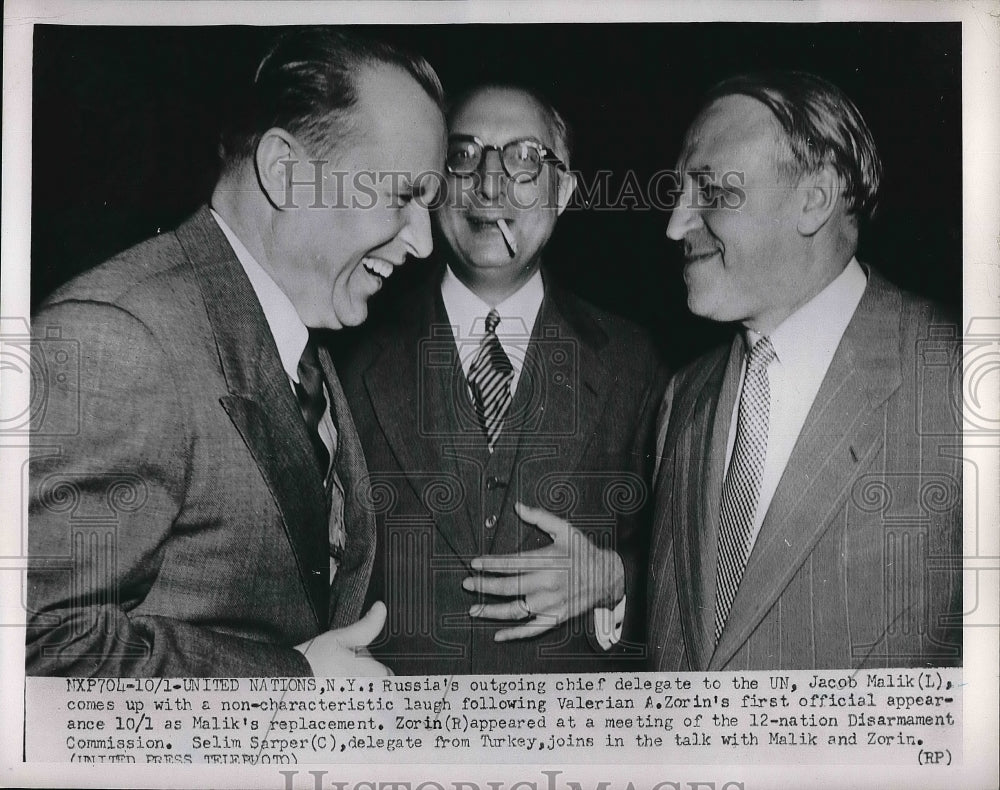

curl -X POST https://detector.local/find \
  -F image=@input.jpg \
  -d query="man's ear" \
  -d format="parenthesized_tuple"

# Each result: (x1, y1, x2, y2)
(797, 164, 841, 236)
(555, 170, 577, 216)
(255, 127, 304, 210)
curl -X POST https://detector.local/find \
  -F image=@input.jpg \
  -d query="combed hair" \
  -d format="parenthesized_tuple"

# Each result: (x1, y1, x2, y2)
(700, 71, 883, 220)
(446, 83, 573, 167)
(220, 27, 444, 168)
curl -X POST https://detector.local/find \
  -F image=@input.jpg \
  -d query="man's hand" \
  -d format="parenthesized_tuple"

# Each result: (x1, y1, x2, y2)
(463, 502, 625, 642)
(295, 601, 392, 676)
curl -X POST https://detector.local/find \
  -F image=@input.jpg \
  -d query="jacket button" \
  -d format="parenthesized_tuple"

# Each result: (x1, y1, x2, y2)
(484, 514, 498, 529)
(485, 476, 506, 490)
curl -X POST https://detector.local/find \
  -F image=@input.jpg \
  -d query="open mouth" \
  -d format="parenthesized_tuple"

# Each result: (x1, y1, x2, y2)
(362, 257, 395, 282)
(684, 250, 720, 264)
(467, 216, 512, 229)
(466, 216, 517, 257)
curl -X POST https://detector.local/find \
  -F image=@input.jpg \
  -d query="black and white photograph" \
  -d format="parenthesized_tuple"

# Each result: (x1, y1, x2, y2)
(2, 1, 997, 789)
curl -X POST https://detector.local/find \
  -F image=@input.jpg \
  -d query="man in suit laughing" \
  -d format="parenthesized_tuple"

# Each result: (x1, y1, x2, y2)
(342, 84, 665, 674)
(649, 71, 962, 670)
(26, 28, 446, 677)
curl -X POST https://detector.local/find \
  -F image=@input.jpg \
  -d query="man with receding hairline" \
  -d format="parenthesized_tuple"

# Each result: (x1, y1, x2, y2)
(649, 71, 962, 671)
(27, 28, 446, 677)
(343, 83, 665, 674)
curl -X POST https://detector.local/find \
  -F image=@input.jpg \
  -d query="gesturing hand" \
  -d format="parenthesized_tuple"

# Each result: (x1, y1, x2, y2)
(463, 502, 625, 642)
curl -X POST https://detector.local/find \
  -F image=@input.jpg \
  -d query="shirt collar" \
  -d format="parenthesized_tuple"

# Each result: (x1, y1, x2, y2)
(747, 257, 867, 369)
(440, 266, 545, 339)
(210, 209, 309, 382)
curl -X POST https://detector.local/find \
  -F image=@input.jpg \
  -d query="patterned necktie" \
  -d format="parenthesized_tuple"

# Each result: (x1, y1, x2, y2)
(294, 331, 330, 476)
(467, 309, 514, 451)
(714, 335, 777, 642)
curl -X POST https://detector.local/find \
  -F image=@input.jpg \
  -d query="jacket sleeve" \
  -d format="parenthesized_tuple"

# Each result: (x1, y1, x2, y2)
(26, 300, 312, 677)
(601, 347, 671, 660)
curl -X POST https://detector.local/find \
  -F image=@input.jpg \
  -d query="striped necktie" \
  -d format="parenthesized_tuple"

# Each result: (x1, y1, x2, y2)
(294, 334, 347, 578)
(467, 309, 513, 451)
(295, 331, 330, 476)
(714, 335, 777, 642)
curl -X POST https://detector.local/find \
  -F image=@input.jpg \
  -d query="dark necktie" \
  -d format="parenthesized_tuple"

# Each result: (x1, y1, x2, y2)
(714, 335, 777, 642)
(467, 309, 514, 451)
(295, 331, 330, 476)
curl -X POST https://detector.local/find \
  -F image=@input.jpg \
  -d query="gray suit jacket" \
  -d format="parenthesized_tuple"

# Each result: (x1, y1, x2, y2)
(648, 268, 962, 670)
(341, 272, 666, 674)
(27, 207, 375, 677)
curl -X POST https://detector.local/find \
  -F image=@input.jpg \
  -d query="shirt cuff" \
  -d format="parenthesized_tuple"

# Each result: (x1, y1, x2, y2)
(593, 595, 626, 650)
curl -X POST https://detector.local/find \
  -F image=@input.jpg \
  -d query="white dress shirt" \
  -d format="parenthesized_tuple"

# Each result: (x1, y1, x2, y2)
(440, 266, 544, 399)
(210, 209, 336, 468)
(440, 266, 624, 647)
(726, 257, 868, 550)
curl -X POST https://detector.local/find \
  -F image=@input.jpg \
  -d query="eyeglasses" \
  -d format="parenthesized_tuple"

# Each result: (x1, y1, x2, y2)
(446, 135, 567, 183)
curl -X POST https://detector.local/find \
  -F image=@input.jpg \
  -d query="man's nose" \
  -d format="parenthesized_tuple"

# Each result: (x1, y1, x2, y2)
(475, 148, 505, 201)
(400, 200, 434, 259)
(666, 184, 703, 241)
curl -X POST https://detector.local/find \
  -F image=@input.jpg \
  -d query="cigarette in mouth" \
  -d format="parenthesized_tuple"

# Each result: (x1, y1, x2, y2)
(496, 219, 517, 257)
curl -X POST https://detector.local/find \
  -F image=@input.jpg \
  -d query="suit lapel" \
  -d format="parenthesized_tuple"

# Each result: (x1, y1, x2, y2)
(710, 272, 903, 669)
(362, 283, 481, 558)
(670, 338, 741, 670)
(174, 207, 329, 628)
(319, 349, 376, 627)
(488, 284, 615, 556)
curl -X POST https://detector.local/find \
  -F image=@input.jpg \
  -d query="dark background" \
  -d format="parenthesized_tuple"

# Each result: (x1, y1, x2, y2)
(31, 23, 961, 368)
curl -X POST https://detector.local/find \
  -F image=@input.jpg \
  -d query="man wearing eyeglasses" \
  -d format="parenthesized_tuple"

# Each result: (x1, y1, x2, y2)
(342, 84, 665, 674)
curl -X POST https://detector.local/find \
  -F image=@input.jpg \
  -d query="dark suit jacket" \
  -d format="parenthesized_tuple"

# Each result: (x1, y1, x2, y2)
(340, 270, 666, 674)
(648, 268, 962, 670)
(26, 207, 375, 677)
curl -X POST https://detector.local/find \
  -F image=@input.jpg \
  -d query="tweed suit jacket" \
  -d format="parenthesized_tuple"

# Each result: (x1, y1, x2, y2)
(648, 268, 962, 670)
(26, 207, 375, 677)
(340, 270, 666, 674)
